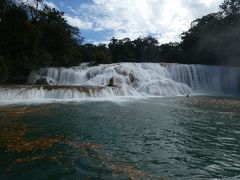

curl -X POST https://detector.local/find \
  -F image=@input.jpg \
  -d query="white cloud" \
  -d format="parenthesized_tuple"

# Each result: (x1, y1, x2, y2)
(42, 2, 93, 30)
(72, 0, 222, 43)
(23, 0, 222, 43)
(21, 0, 223, 43)
(65, 15, 93, 30)
(68, 6, 78, 14)
(21, 0, 93, 30)
(45, 1, 59, 9)
(21, 0, 58, 10)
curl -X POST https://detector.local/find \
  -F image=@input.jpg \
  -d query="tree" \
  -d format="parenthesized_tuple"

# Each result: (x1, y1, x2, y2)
(0, 0, 84, 83)
(34, 0, 43, 11)
(108, 36, 161, 62)
(94, 44, 112, 64)
(220, 0, 240, 16)
(141, 36, 160, 61)
(160, 43, 183, 63)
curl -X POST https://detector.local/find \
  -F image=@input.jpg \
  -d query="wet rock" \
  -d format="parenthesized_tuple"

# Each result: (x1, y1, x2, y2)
(128, 73, 139, 87)
(107, 78, 120, 87)
(108, 78, 115, 87)
(35, 78, 54, 85)
(36, 78, 49, 85)
(129, 73, 135, 83)
(86, 73, 91, 80)
(49, 80, 54, 85)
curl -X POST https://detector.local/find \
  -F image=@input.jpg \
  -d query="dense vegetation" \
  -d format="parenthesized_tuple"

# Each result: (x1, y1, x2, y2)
(181, 0, 240, 65)
(0, 0, 83, 83)
(0, 0, 240, 83)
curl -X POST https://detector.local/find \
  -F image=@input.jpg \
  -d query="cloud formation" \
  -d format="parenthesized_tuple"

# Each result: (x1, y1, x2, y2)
(65, 15, 93, 30)
(51, 0, 223, 43)
(45, 1, 58, 9)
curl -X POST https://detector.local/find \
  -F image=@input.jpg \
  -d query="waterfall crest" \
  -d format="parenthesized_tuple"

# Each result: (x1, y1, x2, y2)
(0, 63, 239, 102)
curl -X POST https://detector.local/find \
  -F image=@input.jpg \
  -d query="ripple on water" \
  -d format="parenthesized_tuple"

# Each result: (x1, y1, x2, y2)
(0, 96, 240, 179)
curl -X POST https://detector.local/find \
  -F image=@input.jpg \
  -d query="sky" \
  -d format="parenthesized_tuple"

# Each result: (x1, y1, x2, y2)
(43, 0, 223, 44)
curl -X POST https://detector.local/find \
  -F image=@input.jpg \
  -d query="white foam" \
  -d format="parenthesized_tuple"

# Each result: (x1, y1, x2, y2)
(0, 63, 239, 105)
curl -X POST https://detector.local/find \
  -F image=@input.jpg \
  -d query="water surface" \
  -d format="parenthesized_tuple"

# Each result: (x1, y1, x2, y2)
(0, 96, 240, 179)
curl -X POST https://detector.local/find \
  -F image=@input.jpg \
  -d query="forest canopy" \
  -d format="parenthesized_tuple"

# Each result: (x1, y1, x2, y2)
(0, 0, 240, 83)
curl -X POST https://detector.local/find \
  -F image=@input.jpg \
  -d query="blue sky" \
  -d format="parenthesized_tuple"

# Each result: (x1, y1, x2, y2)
(43, 0, 223, 44)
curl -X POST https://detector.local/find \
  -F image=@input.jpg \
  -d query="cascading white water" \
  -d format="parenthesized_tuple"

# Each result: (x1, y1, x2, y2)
(0, 63, 239, 102)
(164, 64, 240, 93)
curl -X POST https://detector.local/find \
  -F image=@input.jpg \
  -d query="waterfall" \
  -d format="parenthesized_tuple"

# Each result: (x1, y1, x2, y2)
(164, 64, 240, 93)
(0, 63, 239, 102)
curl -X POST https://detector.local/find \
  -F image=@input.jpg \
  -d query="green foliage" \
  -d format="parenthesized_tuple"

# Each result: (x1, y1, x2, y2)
(94, 44, 112, 64)
(220, 0, 240, 16)
(0, 0, 83, 83)
(81, 43, 112, 64)
(159, 43, 183, 63)
(181, 0, 240, 66)
(108, 36, 161, 62)
(0, 56, 8, 83)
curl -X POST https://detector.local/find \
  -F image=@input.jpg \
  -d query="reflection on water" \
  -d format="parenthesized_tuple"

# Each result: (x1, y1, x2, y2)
(0, 96, 240, 179)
